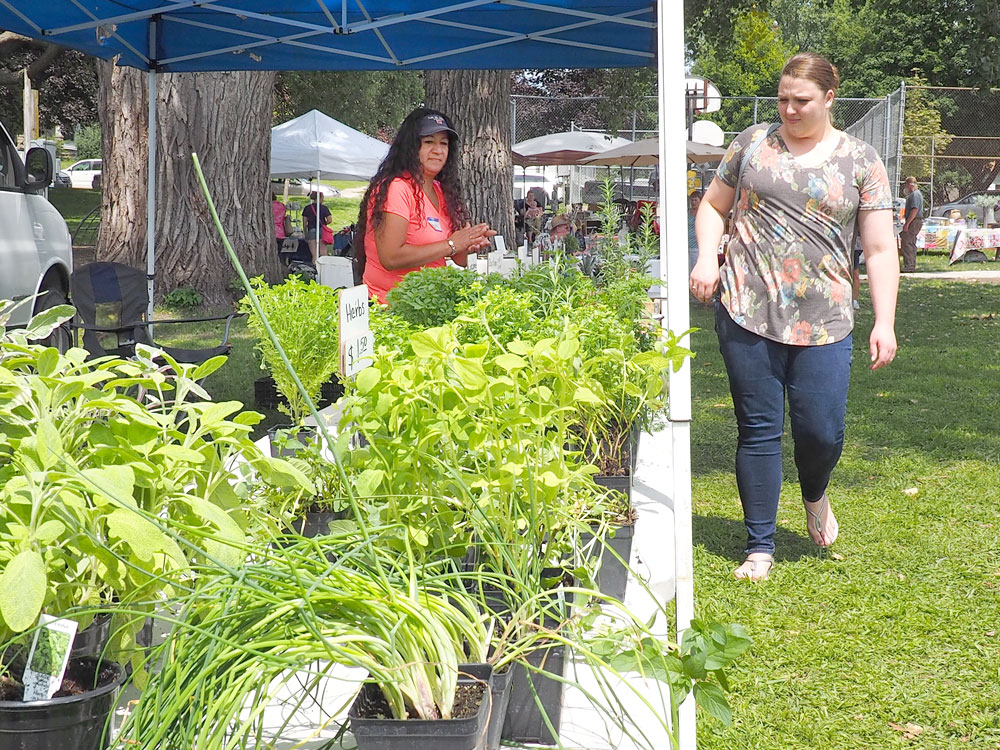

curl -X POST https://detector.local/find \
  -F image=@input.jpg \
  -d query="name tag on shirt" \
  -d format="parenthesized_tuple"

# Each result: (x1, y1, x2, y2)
(427, 216, 443, 232)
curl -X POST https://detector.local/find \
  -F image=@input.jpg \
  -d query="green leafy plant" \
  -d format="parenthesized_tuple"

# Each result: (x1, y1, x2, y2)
(454, 286, 537, 347)
(239, 275, 341, 425)
(162, 285, 204, 310)
(0, 308, 310, 675)
(385, 265, 480, 328)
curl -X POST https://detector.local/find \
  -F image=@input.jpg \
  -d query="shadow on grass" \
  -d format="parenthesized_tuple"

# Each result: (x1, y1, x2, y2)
(693, 513, 821, 564)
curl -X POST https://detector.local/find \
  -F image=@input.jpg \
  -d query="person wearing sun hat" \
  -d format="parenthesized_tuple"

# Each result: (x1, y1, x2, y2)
(355, 107, 496, 301)
(534, 213, 573, 258)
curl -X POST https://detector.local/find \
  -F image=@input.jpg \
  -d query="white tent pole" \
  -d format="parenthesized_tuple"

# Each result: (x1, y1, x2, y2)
(657, 0, 695, 747)
(146, 65, 157, 330)
(314, 170, 320, 255)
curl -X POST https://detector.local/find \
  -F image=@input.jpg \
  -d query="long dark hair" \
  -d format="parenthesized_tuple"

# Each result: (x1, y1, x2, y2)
(355, 107, 468, 252)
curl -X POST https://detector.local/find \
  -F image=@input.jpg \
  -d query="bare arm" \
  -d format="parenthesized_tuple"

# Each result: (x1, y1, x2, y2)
(858, 208, 899, 370)
(374, 212, 494, 271)
(689, 175, 736, 302)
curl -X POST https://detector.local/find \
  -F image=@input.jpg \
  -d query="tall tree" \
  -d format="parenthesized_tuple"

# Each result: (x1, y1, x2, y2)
(97, 63, 281, 306)
(424, 70, 514, 250)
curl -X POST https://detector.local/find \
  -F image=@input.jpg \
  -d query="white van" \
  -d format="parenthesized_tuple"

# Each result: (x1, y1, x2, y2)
(0, 120, 73, 347)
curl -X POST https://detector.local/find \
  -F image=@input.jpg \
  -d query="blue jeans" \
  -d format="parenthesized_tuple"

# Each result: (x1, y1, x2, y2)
(715, 305, 853, 556)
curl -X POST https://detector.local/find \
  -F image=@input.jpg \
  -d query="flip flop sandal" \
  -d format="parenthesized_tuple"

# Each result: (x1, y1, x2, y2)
(804, 494, 839, 547)
(733, 553, 774, 581)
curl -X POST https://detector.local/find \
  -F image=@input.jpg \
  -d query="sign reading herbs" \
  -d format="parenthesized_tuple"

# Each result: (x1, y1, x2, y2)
(339, 284, 373, 378)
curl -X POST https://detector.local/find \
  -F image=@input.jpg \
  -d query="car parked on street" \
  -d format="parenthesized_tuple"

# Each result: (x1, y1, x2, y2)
(0, 119, 73, 349)
(931, 189, 1000, 222)
(51, 169, 72, 188)
(64, 158, 103, 189)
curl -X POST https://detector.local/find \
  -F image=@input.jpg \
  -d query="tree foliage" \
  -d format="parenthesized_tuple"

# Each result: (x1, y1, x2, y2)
(75, 123, 101, 159)
(900, 75, 954, 184)
(0, 35, 97, 135)
(690, 10, 796, 134)
(273, 71, 423, 138)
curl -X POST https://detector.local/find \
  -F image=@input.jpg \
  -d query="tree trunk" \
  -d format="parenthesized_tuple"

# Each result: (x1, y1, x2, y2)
(97, 64, 281, 307)
(424, 70, 514, 250)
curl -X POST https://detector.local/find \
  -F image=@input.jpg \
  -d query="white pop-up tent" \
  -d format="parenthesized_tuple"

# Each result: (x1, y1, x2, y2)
(270, 110, 389, 247)
(270, 109, 389, 181)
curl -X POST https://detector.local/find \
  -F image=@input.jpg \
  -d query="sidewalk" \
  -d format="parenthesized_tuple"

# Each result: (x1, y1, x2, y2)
(862, 268, 1000, 283)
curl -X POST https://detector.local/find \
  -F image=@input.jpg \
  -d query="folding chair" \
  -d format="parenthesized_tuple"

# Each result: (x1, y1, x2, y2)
(70, 261, 240, 365)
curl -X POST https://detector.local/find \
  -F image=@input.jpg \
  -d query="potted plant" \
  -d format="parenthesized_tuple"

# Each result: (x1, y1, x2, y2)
(115, 534, 496, 750)
(0, 307, 310, 749)
(239, 275, 343, 432)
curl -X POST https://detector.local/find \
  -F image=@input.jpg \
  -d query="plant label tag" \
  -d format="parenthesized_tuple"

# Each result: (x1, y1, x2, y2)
(338, 284, 370, 338)
(475, 256, 489, 276)
(532, 243, 540, 266)
(493, 235, 507, 255)
(519, 239, 528, 264)
(340, 328, 373, 378)
(22, 615, 77, 702)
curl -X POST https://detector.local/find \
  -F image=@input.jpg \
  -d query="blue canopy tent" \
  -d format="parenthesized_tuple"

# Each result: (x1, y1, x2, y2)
(0, 2, 695, 744)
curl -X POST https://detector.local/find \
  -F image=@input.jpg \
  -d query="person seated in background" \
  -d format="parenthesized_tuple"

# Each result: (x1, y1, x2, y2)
(534, 213, 572, 258)
(523, 190, 544, 246)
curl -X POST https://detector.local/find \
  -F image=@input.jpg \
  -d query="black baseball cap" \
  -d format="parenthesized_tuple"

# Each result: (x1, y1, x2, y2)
(418, 114, 458, 138)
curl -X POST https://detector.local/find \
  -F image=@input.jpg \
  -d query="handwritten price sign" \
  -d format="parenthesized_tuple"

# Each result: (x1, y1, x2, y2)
(338, 284, 374, 378)
(340, 329, 373, 378)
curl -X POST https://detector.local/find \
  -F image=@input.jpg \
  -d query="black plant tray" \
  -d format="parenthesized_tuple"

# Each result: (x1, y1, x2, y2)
(253, 375, 344, 410)
(501, 642, 566, 745)
(349, 663, 492, 750)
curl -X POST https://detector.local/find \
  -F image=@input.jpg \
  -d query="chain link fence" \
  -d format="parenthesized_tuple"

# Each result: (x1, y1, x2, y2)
(901, 86, 1000, 216)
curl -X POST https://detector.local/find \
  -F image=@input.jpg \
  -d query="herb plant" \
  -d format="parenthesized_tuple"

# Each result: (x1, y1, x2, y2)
(385, 265, 480, 328)
(239, 275, 342, 425)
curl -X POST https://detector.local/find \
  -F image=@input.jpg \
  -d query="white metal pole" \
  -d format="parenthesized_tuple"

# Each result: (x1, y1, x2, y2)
(146, 65, 157, 329)
(656, 0, 696, 747)
(315, 170, 321, 255)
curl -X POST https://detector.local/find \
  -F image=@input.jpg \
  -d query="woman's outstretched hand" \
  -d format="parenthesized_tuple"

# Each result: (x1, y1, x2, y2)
(450, 223, 496, 254)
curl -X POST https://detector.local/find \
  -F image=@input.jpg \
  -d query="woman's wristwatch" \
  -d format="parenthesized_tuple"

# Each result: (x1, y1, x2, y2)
(446, 237, 458, 257)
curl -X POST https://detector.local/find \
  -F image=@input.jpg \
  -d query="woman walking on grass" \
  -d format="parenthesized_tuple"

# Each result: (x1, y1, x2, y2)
(689, 52, 900, 580)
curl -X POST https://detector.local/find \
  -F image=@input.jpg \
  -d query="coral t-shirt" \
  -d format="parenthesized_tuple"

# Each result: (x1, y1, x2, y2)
(363, 176, 452, 302)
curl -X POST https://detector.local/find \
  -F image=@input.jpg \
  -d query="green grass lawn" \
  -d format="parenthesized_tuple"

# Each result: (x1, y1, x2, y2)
(690, 279, 1000, 748)
(48, 188, 102, 235)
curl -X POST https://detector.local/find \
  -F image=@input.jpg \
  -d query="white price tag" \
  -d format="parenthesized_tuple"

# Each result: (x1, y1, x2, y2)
(338, 284, 370, 337)
(22, 615, 78, 702)
(493, 235, 507, 255)
(340, 328, 373, 378)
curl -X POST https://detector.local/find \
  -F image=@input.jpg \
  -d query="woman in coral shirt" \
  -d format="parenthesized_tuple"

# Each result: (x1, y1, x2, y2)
(356, 108, 495, 302)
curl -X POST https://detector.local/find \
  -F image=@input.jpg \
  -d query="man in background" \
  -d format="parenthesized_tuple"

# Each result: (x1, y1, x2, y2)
(899, 176, 923, 273)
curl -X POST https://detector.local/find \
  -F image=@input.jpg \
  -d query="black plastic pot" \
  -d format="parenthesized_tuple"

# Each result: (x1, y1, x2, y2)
(591, 522, 635, 601)
(0, 658, 126, 750)
(594, 472, 631, 504)
(485, 665, 513, 750)
(254, 375, 344, 410)
(266, 424, 318, 458)
(292, 510, 345, 538)
(349, 663, 492, 750)
(501, 642, 566, 745)
(70, 613, 112, 659)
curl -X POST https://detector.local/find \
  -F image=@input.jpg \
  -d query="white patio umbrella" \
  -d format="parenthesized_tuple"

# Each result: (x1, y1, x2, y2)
(512, 130, 632, 165)
(580, 138, 725, 166)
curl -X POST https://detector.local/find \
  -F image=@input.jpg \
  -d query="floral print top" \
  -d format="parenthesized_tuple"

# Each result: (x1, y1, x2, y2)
(716, 124, 893, 346)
